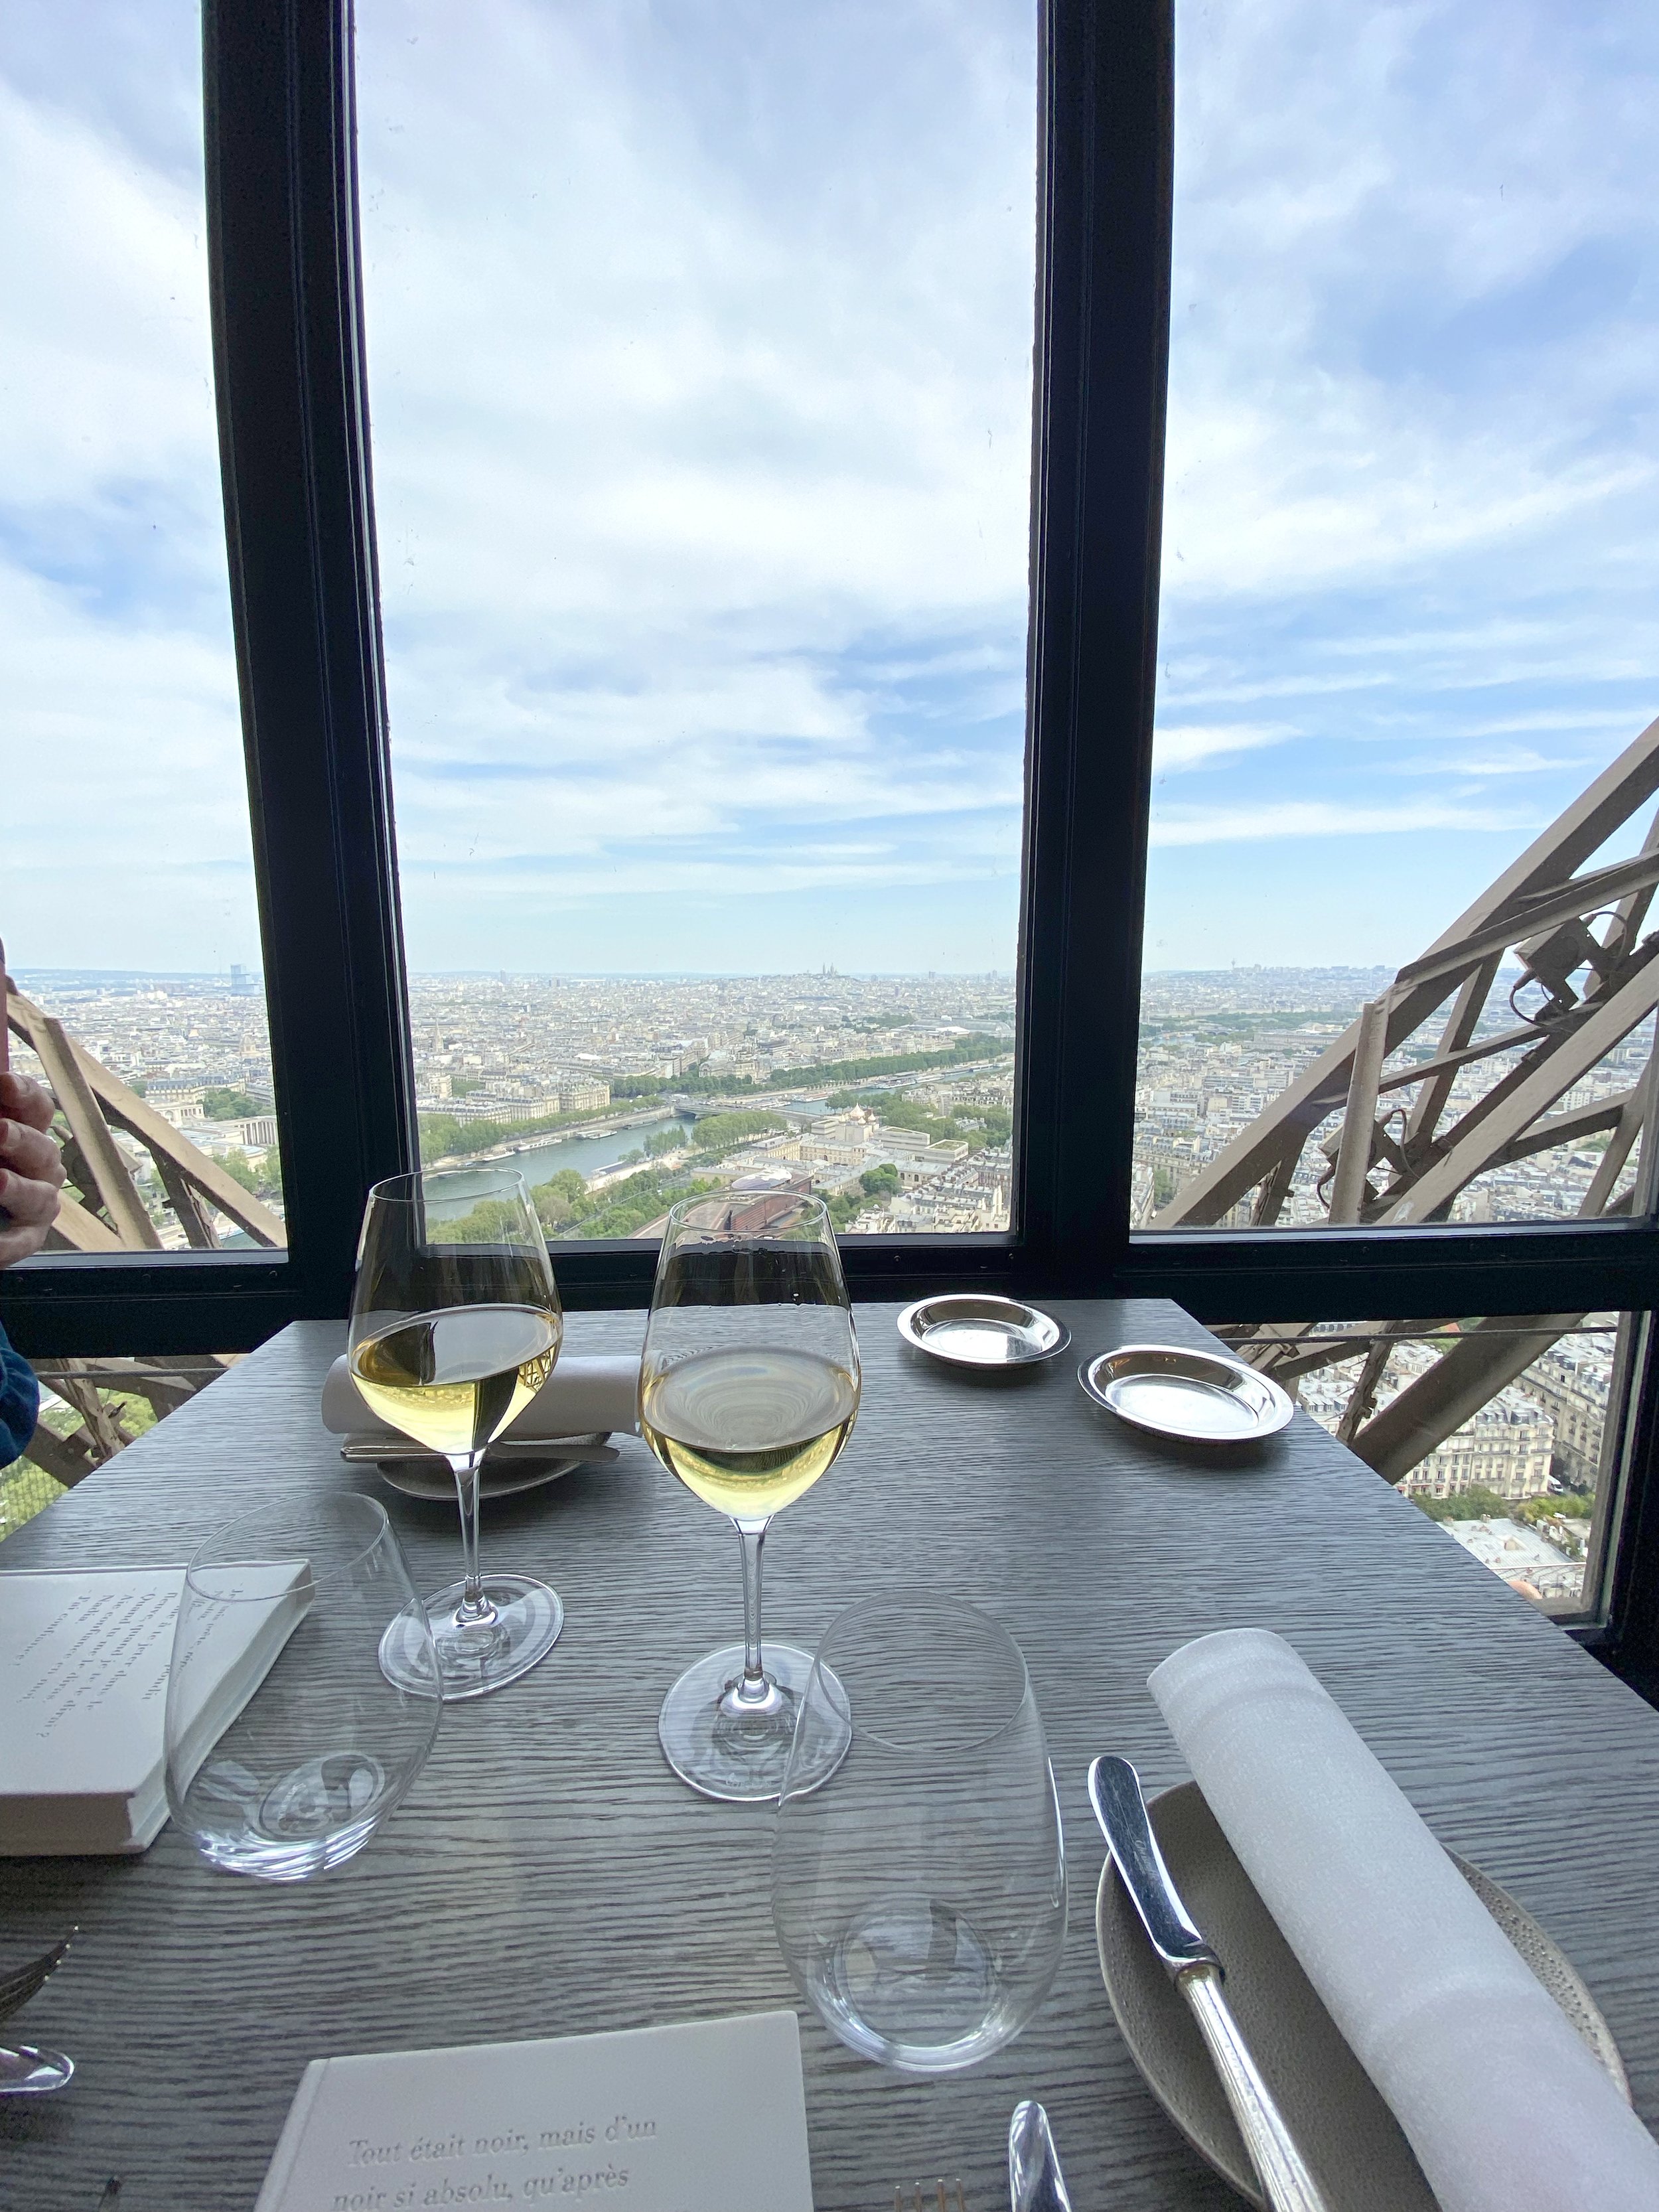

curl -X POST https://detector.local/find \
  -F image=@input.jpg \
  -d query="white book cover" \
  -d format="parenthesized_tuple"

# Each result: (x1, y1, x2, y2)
(255, 2010, 816, 2212)
(0, 1564, 305, 1855)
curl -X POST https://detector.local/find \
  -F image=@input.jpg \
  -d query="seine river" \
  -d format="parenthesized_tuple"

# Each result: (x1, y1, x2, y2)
(435, 1090, 837, 1203)
(438, 1114, 691, 1200)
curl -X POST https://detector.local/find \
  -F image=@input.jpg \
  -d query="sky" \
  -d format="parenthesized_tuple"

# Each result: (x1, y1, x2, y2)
(3, 0, 1656, 977)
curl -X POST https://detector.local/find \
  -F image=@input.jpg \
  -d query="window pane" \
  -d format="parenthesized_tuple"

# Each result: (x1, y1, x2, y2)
(1, 1353, 234, 1540)
(1218, 1314, 1636, 1619)
(356, 1, 1035, 1238)
(2, 4, 286, 1248)
(1139, 1, 1659, 1233)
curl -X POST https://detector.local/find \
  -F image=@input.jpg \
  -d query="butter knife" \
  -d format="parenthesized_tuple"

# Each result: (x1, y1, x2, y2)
(1008, 2100, 1073, 2212)
(1088, 1755, 1332, 2212)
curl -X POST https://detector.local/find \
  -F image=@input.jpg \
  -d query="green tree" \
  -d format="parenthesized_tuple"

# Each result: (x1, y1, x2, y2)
(202, 1086, 262, 1120)
(860, 1163, 900, 1199)
(1412, 1486, 1512, 1522)
(644, 1127, 685, 1157)
(688, 1110, 786, 1155)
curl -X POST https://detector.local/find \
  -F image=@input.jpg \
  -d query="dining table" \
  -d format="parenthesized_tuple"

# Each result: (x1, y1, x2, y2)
(3, 1295, 1659, 2212)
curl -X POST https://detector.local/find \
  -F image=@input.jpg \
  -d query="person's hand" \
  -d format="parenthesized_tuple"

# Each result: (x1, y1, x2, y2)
(0, 1072, 66, 1267)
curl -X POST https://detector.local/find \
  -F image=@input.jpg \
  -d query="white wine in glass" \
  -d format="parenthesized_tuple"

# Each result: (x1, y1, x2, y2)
(350, 1169, 565, 1701)
(640, 1347, 859, 1520)
(352, 1305, 560, 1458)
(641, 1193, 860, 1803)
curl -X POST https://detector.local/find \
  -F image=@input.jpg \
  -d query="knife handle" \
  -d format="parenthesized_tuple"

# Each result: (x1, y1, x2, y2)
(1177, 1963, 1332, 2212)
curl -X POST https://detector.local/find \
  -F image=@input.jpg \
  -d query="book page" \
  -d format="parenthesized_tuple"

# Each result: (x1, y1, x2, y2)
(255, 2011, 814, 2212)
(3, 1570, 184, 1797)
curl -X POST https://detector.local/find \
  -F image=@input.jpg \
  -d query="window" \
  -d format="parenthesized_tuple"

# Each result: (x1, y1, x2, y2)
(354, 0, 1037, 1238)
(1220, 1315, 1640, 1620)
(6, 0, 1659, 1687)
(1, 2, 288, 1254)
(1138, 0, 1659, 1241)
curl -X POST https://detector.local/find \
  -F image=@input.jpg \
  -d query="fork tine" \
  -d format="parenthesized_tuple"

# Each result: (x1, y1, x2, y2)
(0, 1932, 76, 2026)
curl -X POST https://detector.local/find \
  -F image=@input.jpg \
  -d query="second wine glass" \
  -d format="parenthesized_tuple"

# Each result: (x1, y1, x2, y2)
(349, 1166, 563, 1701)
(641, 1191, 860, 1803)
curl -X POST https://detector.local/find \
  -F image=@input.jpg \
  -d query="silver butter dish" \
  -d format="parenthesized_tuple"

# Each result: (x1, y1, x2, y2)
(897, 1294, 1070, 1370)
(1080, 1345, 1293, 1443)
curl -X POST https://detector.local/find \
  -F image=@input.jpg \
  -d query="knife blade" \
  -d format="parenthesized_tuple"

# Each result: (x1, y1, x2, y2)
(1088, 1755, 1333, 2212)
(1008, 2100, 1073, 2212)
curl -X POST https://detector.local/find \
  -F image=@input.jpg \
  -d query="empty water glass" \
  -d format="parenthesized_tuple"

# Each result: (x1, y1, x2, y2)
(164, 1493, 440, 1880)
(772, 1595, 1066, 2073)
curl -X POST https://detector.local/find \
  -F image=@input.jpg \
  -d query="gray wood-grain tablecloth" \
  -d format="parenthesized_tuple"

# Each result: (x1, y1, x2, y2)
(3, 1299, 1657, 2211)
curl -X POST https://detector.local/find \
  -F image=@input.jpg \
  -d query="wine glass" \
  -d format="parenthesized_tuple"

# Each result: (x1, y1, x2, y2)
(348, 1165, 563, 1700)
(165, 1492, 441, 1880)
(640, 1191, 860, 1802)
(772, 1595, 1066, 2071)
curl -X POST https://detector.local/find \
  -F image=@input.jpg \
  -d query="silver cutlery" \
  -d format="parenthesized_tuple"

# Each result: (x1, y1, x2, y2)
(337, 1436, 620, 1464)
(0, 1931, 77, 2098)
(1009, 2101, 1073, 2211)
(0, 1931, 74, 2022)
(0, 2044, 75, 2095)
(1088, 1756, 1331, 2212)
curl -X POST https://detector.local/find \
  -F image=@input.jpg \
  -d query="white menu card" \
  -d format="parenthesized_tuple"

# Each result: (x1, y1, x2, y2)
(255, 2010, 815, 2212)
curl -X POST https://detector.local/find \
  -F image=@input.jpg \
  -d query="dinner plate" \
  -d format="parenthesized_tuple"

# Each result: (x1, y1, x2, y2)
(354, 1435, 614, 1502)
(1080, 1344, 1294, 1441)
(1096, 1781, 1629, 2210)
(897, 1293, 1070, 1369)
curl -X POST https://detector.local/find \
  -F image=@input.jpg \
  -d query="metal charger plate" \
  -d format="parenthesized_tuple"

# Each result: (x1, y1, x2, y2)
(897, 1293, 1070, 1369)
(344, 1434, 614, 1502)
(1080, 1344, 1293, 1441)
(1096, 1781, 1630, 2211)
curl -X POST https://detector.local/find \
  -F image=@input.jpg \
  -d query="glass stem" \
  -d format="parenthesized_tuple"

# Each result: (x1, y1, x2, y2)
(449, 1453, 496, 1623)
(735, 1517, 770, 1702)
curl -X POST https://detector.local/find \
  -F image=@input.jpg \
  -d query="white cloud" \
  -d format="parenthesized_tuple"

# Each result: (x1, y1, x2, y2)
(1149, 798, 1540, 849)
(1153, 723, 1297, 772)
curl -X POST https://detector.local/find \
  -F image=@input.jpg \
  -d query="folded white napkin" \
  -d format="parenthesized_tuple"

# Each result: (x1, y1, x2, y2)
(1149, 1627, 1659, 2212)
(321, 1351, 640, 1439)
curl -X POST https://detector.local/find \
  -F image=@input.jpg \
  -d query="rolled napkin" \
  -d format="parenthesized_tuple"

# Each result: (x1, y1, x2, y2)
(1149, 1627, 1659, 2212)
(321, 1351, 640, 1439)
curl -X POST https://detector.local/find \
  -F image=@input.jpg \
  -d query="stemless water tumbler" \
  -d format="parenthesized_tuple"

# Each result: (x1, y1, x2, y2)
(164, 1493, 441, 1880)
(773, 1596, 1066, 2073)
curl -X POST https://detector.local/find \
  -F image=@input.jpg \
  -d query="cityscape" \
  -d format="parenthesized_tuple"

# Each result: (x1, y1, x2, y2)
(6, 960, 1630, 1616)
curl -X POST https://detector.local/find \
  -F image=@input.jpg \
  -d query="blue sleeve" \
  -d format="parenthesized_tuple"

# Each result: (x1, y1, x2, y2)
(0, 1321, 40, 1465)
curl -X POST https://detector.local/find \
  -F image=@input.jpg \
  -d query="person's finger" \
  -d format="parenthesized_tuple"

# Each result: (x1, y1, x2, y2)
(0, 1072, 56, 1133)
(0, 1168, 62, 1227)
(0, 1120, 65, 1188)
(0, 1219, 50, 1266)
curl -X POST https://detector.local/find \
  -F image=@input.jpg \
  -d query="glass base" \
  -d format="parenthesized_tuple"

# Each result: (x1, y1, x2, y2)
(380, 1574, 562, 1701)
(657, 1642, 849, 1803)
(807, 1894, 1015, 2073)
(179, 1752, 396, 1881)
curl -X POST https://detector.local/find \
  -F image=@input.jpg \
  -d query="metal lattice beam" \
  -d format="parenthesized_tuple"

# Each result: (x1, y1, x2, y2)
(1155, 712, 1659, 1231)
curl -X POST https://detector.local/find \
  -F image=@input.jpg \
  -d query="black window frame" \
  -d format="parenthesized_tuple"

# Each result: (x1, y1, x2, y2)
(5, 0, 1659, 1682)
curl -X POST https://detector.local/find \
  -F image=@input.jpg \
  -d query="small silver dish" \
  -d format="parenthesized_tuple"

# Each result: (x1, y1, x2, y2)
(1080, 1345, 1293, 1442)
(897, 1294, 1070, 1370)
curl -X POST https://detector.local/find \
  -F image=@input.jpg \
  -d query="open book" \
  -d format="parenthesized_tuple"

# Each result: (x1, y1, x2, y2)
(1, 1564, 307, 1855)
